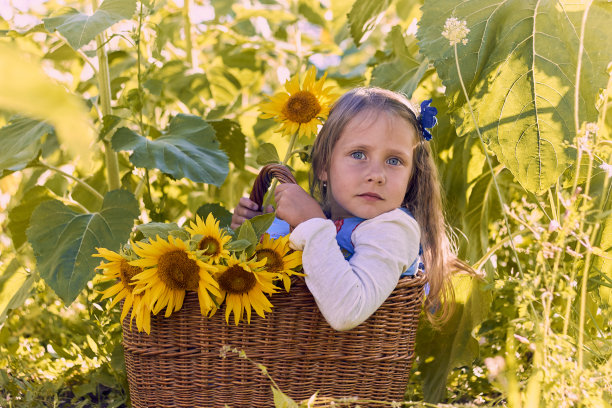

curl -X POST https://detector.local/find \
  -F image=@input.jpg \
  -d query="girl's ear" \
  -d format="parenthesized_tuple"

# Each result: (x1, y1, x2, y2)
(319, 170, 328, 182)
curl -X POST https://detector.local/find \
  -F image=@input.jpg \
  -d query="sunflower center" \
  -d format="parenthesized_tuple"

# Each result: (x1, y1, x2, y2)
(199, 236, 220, 257)
(157, 250, 200, 291)
(119, 260, 142, 292)
(218, 265, 256, 294)
(256, 249, 284, 273)
(282, 91, 321, 123)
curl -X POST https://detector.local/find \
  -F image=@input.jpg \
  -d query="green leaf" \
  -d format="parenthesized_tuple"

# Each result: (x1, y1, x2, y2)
(0, 117, 53, 172)
(0, 258, 35, 325)
(225, 239, 252, 252)
(196, 203, 233, 229)
(236, 219, 258, 257)
(135, 222, 182, 240)
(347, 0, 393, 46)
(250, 212, 276, 240)
(298, 0, 327, 27)
(256, 142, 281, 165)
(418, 0, 612, 194)
(370, 26, 430, 98)
(26, 190, 139, 304)
(7, 186, 56, 249)
(209, 119, 246, 169)
(99, 114, 121, 141)
(111, 114, 229, 186)
(271, 385, 299, 408)
(0, 43, 94, 161)
(43, 0, 137, 50)
(416, 274, 492, 403)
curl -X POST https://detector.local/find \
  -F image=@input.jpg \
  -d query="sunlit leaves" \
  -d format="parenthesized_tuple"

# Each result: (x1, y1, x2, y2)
(348, 0, 393, 46)
(0, 258, 34, 325)
(0, 117, 53, 172)
(209, 119, 246, 169)
(370, 25, 429, 98)
(111, 114, 229, 186)
(26, 190, 139, 304)
(418, 0, 612, 194)
(0, 43, 94, 162)
(7, 186, 56, 249)
(43, 0, 137, 50)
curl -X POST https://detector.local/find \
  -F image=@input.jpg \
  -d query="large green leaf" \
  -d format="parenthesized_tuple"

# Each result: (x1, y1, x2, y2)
(347, 0, 393, 46)
(0, 258, 35, 326)
(7, 186, 56, 249)
(0, 117, 53, 172)
(26, 190, 139, 304)
(370, 25, 429, 98)
(209, 119, 246, 169)
(43, 0, 137, 50)
(418, 0, 612, 194)
(416, 274, 492, 402)
(196, 203, 233, 230)
(111, 114, 229, 186)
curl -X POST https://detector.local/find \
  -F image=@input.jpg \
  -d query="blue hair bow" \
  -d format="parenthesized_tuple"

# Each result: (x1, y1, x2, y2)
(419, 99, 438, 141)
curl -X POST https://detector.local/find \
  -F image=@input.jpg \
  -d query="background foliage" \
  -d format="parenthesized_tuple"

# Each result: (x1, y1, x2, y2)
(0, 0, 610, 406)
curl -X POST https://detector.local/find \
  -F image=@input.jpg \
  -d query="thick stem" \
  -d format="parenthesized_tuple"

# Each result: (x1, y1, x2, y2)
(262, 131, 299, 209)
(453, 45, 524, 279)
(92, 0, 121, 191)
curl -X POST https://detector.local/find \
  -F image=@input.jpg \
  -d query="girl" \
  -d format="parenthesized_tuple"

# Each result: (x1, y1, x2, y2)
(232, 87, 470, 330)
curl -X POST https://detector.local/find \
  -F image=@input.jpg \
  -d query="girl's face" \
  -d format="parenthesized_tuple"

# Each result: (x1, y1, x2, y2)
(320, 111, 417, 220)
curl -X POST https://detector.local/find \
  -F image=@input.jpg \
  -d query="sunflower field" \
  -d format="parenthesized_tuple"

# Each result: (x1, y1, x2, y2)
(0, 0, 611, 407)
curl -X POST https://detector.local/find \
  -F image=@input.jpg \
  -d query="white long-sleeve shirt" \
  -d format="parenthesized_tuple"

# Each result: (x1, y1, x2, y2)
(289, 208, 420, 331)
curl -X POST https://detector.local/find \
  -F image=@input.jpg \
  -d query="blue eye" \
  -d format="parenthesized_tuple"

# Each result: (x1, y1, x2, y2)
(387, 157, 402, 166)
(351, 151, 365, 160)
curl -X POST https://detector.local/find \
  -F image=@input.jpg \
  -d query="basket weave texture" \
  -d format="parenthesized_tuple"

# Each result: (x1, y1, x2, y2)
(122, 164, 427, 407)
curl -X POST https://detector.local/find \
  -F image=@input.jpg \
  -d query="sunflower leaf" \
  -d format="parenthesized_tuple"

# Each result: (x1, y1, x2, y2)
(43, 0, 137, 50)
(0, 258, 35, 325)
(249, 212, 276, 240)
(225, 239, 252, 252)
(196, 203, 233, 230)
(256, 143, 280, 165)
(26, 190, 139, 304)
(236, 219, 258, 257)
(0, 117, 54, 172)
(7, 185, 56, 249)
(208, 119, 246, 169)
(112, 114, 229, 186)
(135, 222, 181, 240)
(347, 0, 393, 46)
(417, 0, 612, 193)
(271, 386, 299, 408)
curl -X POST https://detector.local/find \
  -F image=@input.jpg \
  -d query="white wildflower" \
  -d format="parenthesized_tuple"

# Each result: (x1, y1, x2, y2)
(442, 17, 470, 46)
(484, 356, 506, 380)
(600, 162, 612, 178)
(585, 122, 599, 134)
(548, 219, 561, 232)
(473, 366, 484, 377)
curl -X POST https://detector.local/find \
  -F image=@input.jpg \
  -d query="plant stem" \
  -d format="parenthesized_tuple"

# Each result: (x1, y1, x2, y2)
(136, 1, 145, 135)
(183, 0, 194, 68)
(453, 44, 524, 279)
(92, 0, 121, 192)
(262, 131, 299, 209)
(36, 161, 104, 201)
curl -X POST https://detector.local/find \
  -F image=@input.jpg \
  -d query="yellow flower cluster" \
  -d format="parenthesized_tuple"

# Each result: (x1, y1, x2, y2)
(94, 213, 303, 334)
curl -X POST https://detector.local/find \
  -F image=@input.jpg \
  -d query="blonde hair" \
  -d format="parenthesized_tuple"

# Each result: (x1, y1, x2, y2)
(309, 87, 471, 324)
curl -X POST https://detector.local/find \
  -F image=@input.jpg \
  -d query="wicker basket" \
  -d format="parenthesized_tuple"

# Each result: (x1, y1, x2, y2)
(122, 164, 427, 407)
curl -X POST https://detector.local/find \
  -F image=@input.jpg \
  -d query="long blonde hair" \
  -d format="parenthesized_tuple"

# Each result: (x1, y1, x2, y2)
(309, 87, 471, 324)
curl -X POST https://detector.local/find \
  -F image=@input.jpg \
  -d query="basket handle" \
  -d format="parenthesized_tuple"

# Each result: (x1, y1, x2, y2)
(249, 163, 297, 210)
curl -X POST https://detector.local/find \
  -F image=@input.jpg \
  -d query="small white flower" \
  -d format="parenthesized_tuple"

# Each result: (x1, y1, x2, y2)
(548, 219, 561, 232)
(484, 356, 506, 379)
(600, 162, 612, 178)
(442, 17, 470, 46)
(473, 366, 484, 377)
(585, 122, 599, 134)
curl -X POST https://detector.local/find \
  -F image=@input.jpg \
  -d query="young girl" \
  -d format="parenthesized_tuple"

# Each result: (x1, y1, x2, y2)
(232, 87, 469, 330)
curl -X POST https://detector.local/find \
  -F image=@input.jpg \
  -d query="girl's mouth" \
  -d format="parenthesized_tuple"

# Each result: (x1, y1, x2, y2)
(358, 193, 383, 200)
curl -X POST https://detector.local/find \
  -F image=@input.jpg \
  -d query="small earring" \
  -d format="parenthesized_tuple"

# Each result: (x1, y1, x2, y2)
(322, 182, 327, 188)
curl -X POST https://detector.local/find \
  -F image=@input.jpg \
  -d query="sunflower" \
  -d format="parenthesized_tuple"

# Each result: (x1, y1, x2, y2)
(254, 234, 303, 292)
(215, 255, 277, 325)
(130, 235, 220, 317)
(184, 213, 231, 263)
(93, 247, 151, 334)
(260, 65, 337, 140)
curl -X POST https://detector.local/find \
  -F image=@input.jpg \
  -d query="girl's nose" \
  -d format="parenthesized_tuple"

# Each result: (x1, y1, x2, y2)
(366, 165, 385, 184)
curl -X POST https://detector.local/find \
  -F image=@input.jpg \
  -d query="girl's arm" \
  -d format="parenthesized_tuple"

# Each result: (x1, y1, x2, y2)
(289, 209, 420, 331)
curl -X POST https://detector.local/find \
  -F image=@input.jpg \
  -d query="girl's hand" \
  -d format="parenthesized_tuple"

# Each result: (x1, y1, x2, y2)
(231, 197, 273, 230)
(275, 184, 326, 228)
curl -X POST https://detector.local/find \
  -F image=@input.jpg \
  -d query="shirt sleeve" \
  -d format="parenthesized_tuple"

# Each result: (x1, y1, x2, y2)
(288, 209, 420, 331)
